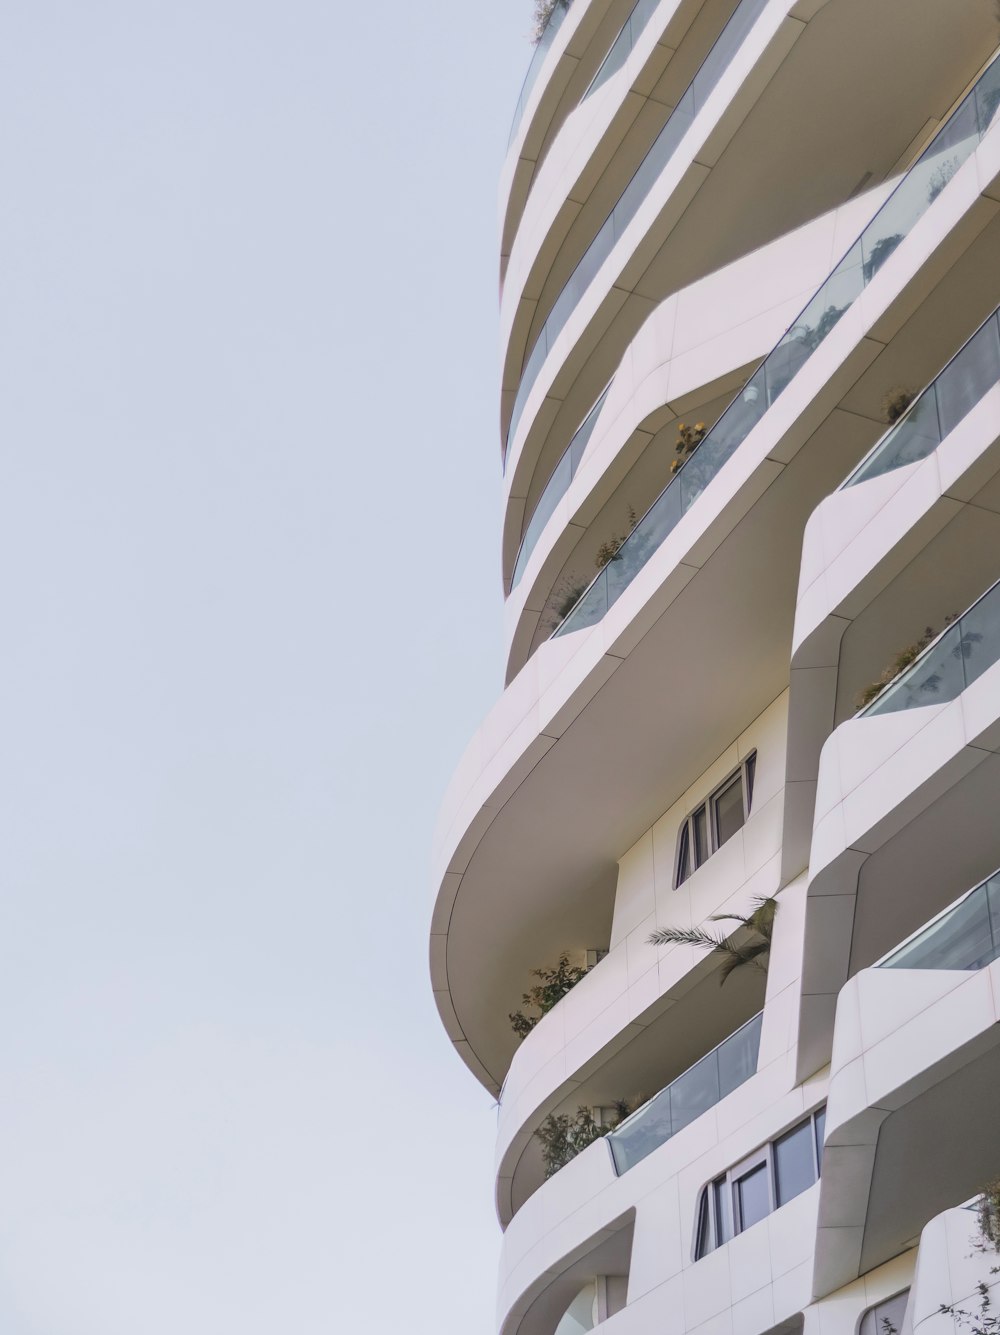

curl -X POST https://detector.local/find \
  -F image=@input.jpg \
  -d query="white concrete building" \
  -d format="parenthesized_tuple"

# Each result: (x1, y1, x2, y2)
(431, 3, 1000, 1332)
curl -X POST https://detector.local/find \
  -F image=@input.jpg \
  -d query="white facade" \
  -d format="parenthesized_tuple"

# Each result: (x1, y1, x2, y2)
(431, 2, 1000, 1332)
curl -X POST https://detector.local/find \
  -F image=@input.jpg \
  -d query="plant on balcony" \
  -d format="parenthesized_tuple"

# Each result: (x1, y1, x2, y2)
(509, 954, 592, 1039)
(594, 505, 638, 568)
(531, 0, 568, 42)
(646, 896, 777, 984)
(881, 386, 916, 424)
(855, 625, 939, 708)
(863, 233, 904, 284)
(670, 422, 707, 476)
(535, 1100, 634, 1177)
(975, 1180, 1000, 1255)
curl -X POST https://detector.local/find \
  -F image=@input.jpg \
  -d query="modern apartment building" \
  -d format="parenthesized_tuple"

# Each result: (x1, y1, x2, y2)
(431, 2, 1000, 1332)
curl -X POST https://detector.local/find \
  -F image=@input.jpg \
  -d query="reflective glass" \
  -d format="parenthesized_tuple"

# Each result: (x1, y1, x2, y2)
(860, 1291, 909, 1335)
(512, 387, 610, 590)
(848, 389, 943, 486)
(677, 821, 691, 886)
(936, 315, 1000, 436)
(588, 0, 662, 98)
(555, 569, 608, 636)
(693, 805, 709, 866)
(550, 56, 1000, 634)
(669, 1051, 721, 1133)
(507, 0, 773, 456)
(554, 1282, 597, 1335)
(865, 623, 964, 715)
(987, 873, 1000, 947)
(608, 1014, 762, 1174)
(883, 885, 993, 971)
(713, 773, 745, 846)
(774, 1118, 817, 1206)
(814, 1107, 826, 1168)
(744, 753, 756, 809)
(736, 1162, 770, 1230)
(956, 581, 1000, 692)
(718, 1013, 762, 1097)
(713, 1176, 733, 1244)
(508, 0, 572, 149)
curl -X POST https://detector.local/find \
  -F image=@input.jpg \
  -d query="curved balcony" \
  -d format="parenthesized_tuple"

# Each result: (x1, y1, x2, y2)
(797, 573, 1000, 1083)
(502, 183, 892, 676)
(814, 892, 1000, 1294)
(435, 107, 1000, 1097)
(504, 0, 775, 462)
(782, 302, 1000, 884)
(497, 1002, 822, 1335)
(552, 56, 1000, 636)
(501, 0, 997, 490)
(508, 1, 576, 155)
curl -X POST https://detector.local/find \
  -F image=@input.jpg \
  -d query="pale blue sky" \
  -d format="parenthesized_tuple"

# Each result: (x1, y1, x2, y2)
(0, 2, 526, 1330)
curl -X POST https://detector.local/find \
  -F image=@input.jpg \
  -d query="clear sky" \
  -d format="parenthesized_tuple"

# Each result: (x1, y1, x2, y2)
(0, 2, 526, 1330)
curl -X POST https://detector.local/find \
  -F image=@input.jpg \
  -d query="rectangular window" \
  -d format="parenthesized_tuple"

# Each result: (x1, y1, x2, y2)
(713, 772, 745, 847)
(694, 1105, 825, 1258)
(734, 1161, 771, 1231)
(674, 753, 757, 888)
(774, 1118, 816, 1206)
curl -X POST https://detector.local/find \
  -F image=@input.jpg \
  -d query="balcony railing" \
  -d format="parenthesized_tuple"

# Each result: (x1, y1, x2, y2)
(586, 0, 669, 100)
(505, 0, 771, 460)
(507, 0, 574, 152)
(511, 385, 610, 590)
(879, 870, 1000, 972)
(863, 576, 1000, 716)
(845, 303, 1000, 488)
(552, 54, 1000, 637)
(607, 1012, 762, 1173)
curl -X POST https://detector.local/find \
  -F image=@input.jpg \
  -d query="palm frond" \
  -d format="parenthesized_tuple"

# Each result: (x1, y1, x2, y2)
(647, 925, 729, 950)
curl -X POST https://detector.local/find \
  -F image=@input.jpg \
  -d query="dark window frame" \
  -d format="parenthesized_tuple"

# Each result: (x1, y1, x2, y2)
(675, 752, 757, 887)
(693, 1105, 825, 1258)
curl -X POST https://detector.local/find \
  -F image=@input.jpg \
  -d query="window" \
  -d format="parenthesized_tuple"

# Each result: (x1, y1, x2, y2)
(676, 754, 757, 887)
(694, 1106, 825, 1257)
(859, 1291, 910, 1335)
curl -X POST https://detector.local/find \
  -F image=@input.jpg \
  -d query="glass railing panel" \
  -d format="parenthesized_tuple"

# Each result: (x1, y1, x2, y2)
(848, 389, 943, 486)
(956, 580, 1000, 691)
(863, 580, 1000, 716)
(505, 0, 777, 459)
(865, 622, 965, 715)
(882, 882, 996, 971)
(508, 0, 573, 151)
(608, 1013, 762, 1174)
(692, 0, 769, 114)
(975, 55, 1000, 136)
(845, 306, 1000, 487)
(549, 55, 1000, 635)
(718, 1012, 763, 1095)
(988, 874, 1000, 940)
(936, 314, 1000, 435)
(587, 0, 661, 100)
(512, 387, 611, 590)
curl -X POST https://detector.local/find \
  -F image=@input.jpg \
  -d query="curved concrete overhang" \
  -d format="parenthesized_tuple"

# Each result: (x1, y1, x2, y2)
(500, 0, 737, 332)
(500, 0, 997, 475)
(497, 1025, 823, 1335)
(495, 942, 768, 1224)
(433, 132, 1000, 1098)
(782, 384, 1000, 887)
(797, 652, 1000, 1086)
(501, 187, 893, 673)
(500, 0, 639, 256)
(814, 961, 1000, 1298)
(906, 1206, 1000, 1335)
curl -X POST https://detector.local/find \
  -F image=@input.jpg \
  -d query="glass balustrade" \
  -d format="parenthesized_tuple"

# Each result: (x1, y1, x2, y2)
(879, 871, 1000, 972)
(845, 304, 1000, 487)
(553, 54, 1000, 638)
(505, 0, 772, 460)
(607, 1012, 762, 1174)
(862, 576, 1000, 716)
(511, 387, 611, 590)
(586, 0, 666, 100)
(508, 0, 574, 152)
